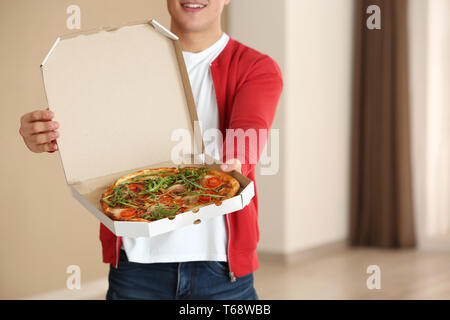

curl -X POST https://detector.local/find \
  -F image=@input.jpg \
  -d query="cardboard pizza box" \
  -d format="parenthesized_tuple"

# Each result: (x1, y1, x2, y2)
(40, 19, 255, 237)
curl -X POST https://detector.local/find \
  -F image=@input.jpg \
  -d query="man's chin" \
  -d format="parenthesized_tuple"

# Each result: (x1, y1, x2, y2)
(173, 18, 211, 33)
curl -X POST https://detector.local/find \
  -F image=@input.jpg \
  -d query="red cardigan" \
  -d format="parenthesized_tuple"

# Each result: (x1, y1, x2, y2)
(99, 36, 283, 279)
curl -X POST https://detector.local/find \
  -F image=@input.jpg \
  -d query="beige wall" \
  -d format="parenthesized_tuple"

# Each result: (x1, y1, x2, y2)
(284, 0, 353, 253)
(228, 0, 354, 254)
(0, 0, 170, 300)
(408, 0, 428, 249)
(408, 0, 450, 250)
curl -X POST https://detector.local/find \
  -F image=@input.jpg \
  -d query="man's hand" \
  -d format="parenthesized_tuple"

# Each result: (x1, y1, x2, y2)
(220, 158, 242, 174)
(19, 108, 59, 153)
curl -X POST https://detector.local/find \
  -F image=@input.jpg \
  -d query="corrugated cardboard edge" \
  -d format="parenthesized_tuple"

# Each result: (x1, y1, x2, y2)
(150, 19, 179, 40)
(172, 40, 206, 156)
(40, 19, 176, 63)
(40, 37, 72, 185)
(240, 181, 255, 207)
(57, 19, 158, 40)
(41, 37, 60, 67)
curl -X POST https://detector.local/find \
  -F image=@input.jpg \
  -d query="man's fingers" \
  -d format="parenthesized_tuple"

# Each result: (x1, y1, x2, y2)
(220, 164, 232, 172)
(19, 108, 59, 154)
(27, 141, 57, 153)
(21, 121, 59, 136)
(35, 142, 58, 153)
(21, 109, 54, 124)
(46, 141, 58, 152)
(31, 131, 60, 144)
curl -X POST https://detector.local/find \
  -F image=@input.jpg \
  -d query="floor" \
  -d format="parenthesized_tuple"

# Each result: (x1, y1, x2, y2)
(254, 247, 450, 300)
(86, 247, 450, 300)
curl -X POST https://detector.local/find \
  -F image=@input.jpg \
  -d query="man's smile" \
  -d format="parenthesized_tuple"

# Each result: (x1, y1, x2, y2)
(181, 1, 208, 13)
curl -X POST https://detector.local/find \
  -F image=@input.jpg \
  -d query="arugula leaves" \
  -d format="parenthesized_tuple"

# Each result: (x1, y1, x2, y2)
(102, 167, 223, 221)
(102, 185, 139, 208)
(143, 203, 180, 221)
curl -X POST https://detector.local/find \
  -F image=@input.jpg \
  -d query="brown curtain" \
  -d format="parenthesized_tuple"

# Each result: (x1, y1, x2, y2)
(350, 0, 415, 247)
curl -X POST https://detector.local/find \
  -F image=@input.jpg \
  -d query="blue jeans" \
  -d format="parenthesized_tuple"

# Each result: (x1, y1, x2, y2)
(106, 250, 258, 300)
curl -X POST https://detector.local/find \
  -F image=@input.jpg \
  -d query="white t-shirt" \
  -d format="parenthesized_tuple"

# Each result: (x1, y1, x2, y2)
(121, 32, 230, 263)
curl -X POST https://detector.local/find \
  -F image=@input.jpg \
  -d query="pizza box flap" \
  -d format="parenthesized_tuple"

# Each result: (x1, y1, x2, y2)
(40, 20, 203, 185)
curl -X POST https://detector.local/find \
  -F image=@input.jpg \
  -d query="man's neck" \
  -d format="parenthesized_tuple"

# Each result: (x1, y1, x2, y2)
(170, 22, 223, 53)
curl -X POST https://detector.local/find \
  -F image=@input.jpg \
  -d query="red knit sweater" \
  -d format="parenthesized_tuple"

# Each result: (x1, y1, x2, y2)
(99, 36, 283, 278)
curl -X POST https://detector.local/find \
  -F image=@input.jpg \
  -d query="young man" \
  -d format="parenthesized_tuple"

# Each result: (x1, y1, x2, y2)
(19, 0, 282, 299)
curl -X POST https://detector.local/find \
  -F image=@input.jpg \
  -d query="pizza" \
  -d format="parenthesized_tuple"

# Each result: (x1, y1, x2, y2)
(100, 166, 240, 222)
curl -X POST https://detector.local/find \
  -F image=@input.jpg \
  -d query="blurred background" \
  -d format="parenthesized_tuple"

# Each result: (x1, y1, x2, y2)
(0, 0, 449, 299)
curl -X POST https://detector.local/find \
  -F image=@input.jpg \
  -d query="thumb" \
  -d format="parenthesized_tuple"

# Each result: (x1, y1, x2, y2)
(220, 159, 242, 173)
(220, 163, 232, 172)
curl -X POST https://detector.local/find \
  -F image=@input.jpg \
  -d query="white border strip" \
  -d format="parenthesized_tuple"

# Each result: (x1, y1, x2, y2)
(41, 37, 61, 67)
(151, 19, 179, 40)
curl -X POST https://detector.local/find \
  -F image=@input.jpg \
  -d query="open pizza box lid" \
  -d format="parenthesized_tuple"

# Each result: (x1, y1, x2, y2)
(40, 19, 255, 237)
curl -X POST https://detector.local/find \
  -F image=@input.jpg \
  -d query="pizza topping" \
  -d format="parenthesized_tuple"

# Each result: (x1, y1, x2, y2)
(128, 183, 144, 192)
(139, 176, 175, 195)
(214, 184, 226, 192)
(166, 184, 186, 194)
(159, 195, 173, 205)
(101, 166, 238, 222)
(180, 194, 196, 205)
(203, 176, 222, 188)
(129, 171, 174, 182)
(109, 208, 126, 217)
(120, 208, 136, 218)
(198, 190, 216, 203)
(142, 202, 180, 221)
(102, 185, 140, 208)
